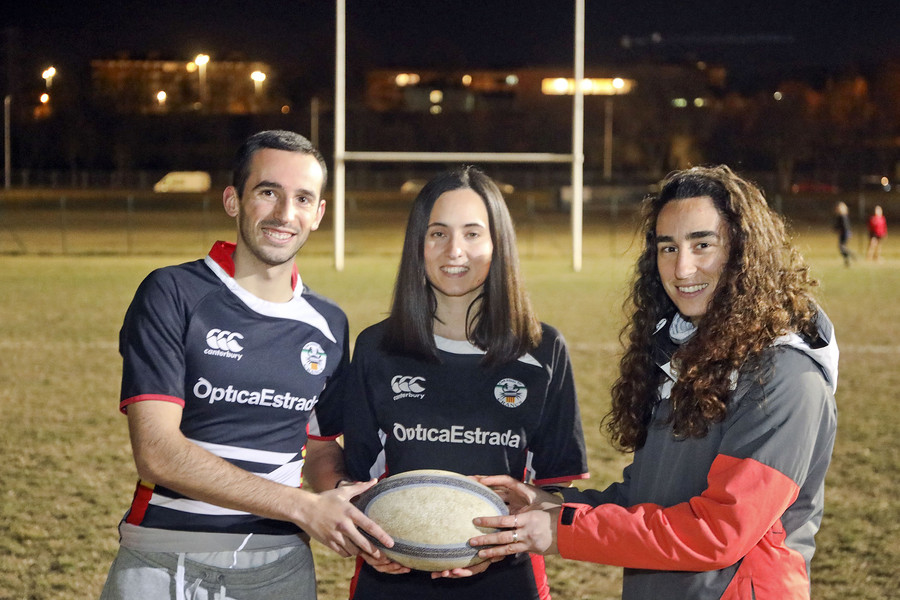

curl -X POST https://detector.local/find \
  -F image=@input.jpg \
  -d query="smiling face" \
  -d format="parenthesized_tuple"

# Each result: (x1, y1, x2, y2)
(655, 195, 730, 320)
(224, 148, 326, 271)
(424, 188, 494, 308)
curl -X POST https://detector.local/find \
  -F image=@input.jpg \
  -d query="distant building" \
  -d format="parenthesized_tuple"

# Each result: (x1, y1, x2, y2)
(364, 63, 724, 114)
(90, 56, 275, 115)
(361, 63, 724, 173)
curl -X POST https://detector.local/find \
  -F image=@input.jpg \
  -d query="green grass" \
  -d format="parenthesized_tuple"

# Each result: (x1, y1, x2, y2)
(0, 208, 897, 599)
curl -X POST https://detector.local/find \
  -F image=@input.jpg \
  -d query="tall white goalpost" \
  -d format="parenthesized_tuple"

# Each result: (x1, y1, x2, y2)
(333, 0, 585, 271)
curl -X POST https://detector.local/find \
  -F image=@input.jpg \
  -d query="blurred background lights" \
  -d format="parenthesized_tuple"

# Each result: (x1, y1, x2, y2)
(42, 66, 57, 88)
(394, 73, 420, 87)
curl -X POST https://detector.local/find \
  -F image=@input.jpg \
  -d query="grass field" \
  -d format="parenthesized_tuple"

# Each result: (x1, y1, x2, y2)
(0, 205, 898, 599)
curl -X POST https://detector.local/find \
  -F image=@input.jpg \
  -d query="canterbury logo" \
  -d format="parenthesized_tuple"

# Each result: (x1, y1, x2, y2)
(206, 329, 245, 352)
(391, 375, 425, 395)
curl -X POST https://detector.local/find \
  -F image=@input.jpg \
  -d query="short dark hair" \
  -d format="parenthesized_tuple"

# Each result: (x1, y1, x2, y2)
(381, 166, 541, 366)
(232, 130, 328, 197)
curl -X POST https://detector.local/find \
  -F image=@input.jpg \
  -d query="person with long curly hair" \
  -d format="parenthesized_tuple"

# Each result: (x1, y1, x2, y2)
(470, 165, 839, 599)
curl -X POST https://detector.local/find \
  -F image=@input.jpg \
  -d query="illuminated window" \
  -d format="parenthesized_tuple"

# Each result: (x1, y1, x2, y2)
(541, 77, 635, 95)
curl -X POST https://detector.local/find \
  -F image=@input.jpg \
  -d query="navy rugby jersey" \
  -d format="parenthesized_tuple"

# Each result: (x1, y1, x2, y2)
(342, 320, 589, 485)
(342, 319, 589, 600)
(118, 241, 348, 535)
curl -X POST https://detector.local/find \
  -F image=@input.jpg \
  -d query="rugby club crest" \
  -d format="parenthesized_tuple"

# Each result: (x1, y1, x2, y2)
(494, 378, 527, 408)
(301, 342, 327, 375)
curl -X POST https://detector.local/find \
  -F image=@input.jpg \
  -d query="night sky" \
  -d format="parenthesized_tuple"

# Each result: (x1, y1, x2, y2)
(7, 1, 900, 87)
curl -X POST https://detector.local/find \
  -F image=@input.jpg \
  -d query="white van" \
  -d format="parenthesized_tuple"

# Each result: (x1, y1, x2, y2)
(153, 171, 212, 193)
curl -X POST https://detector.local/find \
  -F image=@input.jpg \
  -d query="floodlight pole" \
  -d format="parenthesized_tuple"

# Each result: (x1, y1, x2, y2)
(334, 0, 346, 271)
(571, 0, 585, 272)
(4, 95, 10, 189)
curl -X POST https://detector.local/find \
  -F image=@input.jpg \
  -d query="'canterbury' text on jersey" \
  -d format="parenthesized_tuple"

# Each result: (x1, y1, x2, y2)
(118, 242, 348, 536)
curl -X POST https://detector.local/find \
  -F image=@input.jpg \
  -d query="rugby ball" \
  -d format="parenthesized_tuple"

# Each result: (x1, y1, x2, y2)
(353, 469, 508, 571)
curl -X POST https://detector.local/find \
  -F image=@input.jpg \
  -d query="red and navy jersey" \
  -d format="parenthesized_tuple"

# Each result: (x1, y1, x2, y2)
(118, 242, 348, 536)
(342, 319, 589, 600)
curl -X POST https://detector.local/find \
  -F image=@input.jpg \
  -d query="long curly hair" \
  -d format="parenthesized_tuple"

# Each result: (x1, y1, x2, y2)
(605, 165, 820, 451)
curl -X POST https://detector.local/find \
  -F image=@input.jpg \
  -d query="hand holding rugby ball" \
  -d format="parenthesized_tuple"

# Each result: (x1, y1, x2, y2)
(352, 469, 508, 571)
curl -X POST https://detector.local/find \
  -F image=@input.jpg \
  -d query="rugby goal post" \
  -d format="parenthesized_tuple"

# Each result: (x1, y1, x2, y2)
(333, 0, 586, 271)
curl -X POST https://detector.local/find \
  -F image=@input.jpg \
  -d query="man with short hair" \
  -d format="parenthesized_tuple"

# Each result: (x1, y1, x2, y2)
(101, 130, 392, 600)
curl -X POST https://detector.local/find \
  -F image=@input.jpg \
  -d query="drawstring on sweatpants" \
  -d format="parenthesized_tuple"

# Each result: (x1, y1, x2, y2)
(230, 533, 253, 569)
(214, 533, 253, 600)
(175, 553, 202, 600)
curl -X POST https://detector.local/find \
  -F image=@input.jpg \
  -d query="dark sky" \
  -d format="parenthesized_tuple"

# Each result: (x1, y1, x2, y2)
(7, 1, 900, 85)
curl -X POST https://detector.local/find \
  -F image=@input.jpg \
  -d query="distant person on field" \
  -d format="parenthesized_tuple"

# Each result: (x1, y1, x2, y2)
(339, 166, 589, 599)
(100, 130, 393, 600)
(834, 201, 853, 266)
(470, 165, 839, 600)
(866, 205, 887, 261)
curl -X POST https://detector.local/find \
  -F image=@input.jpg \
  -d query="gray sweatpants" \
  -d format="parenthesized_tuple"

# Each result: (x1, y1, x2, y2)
(99, 544, 316, 600)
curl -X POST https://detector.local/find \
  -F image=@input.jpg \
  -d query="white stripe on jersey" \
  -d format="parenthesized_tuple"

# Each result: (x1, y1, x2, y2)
(148, 460, 304, 516)
(369, 430, 388, 480)
(149, 495, 249, 516)
(187, 437, 299, 465)
(263, 460, 304, 487)
(524, 450, 535, 483)
(204, 255, 337, 343)
(434, 335, 542, 368)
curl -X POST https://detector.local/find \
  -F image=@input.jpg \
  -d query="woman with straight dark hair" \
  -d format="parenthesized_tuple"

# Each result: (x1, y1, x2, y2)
(340, 166, 589, 600)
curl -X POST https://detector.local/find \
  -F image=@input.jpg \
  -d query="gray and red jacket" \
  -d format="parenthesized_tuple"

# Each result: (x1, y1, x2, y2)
(556, 310, 838, 599)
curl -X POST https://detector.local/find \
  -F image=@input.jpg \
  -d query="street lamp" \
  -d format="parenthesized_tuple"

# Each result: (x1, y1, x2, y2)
(194, 54, 209, 107)
(4, 95, 10, 189)
(42, 67, 56, 89)
(156, 90, 167, 108)
(250, 71, 266, 112)
(251, 70, 266, 91)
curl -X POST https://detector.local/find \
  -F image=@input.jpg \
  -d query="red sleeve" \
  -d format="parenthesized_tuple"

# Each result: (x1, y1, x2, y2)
(556, 454, 800, 570)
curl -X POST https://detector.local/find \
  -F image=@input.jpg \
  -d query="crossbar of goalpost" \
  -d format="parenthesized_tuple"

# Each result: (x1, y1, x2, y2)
(333, 0, 585, 272)
(342, 152, 574, 163)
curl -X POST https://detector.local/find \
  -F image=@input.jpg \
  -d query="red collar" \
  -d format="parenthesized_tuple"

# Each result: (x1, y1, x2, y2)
(208, 241, 299, 290)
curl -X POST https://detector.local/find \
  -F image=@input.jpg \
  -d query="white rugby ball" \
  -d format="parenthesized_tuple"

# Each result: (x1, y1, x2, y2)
(353, 469, 508, 571)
